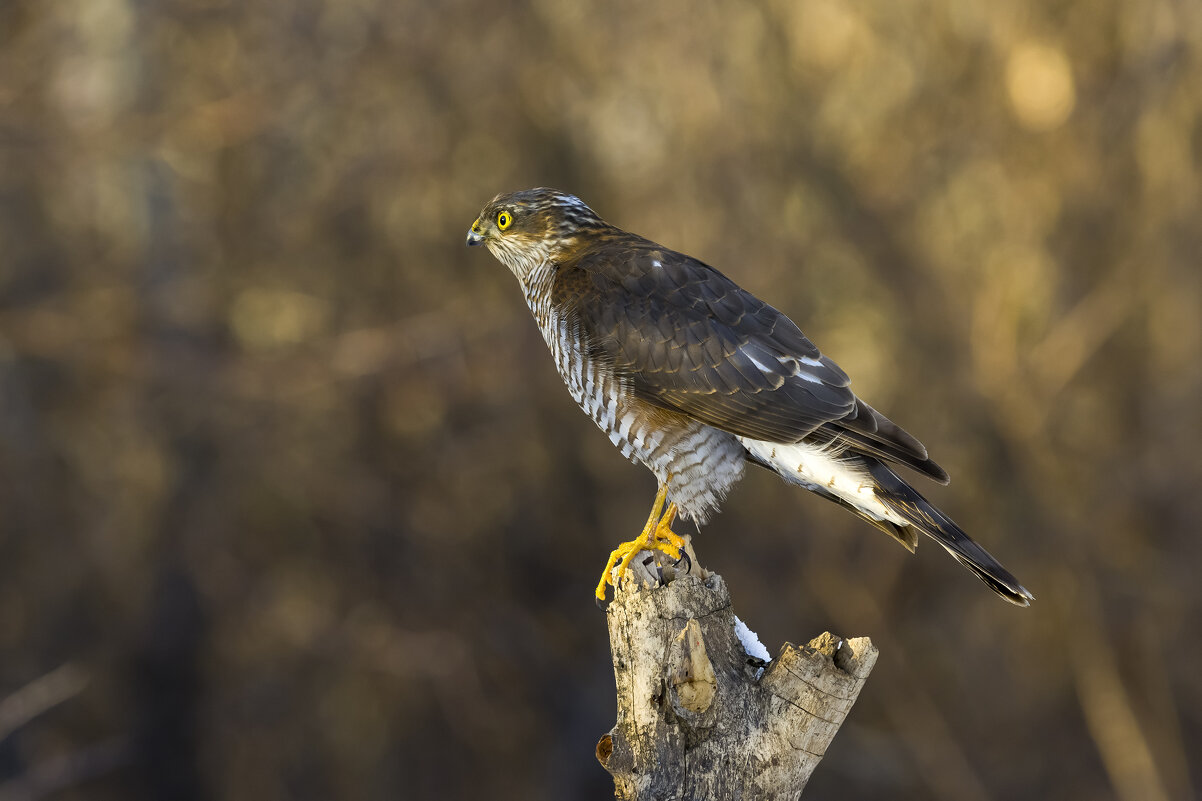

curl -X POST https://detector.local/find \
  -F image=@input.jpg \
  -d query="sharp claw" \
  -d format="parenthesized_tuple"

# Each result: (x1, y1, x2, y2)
(643, 554, 664, 585)
(596, 593, 609, 610)
(675, 549, 692, 574)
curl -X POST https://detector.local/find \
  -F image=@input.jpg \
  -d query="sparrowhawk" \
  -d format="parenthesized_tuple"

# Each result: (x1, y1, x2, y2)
(467, 188, 1032, 607)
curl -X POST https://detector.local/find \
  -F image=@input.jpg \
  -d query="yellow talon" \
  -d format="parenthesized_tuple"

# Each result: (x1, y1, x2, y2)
(595, 485, 687, 601)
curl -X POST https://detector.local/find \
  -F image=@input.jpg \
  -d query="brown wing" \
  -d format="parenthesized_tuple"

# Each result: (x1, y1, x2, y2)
(553, 236, 949, 483)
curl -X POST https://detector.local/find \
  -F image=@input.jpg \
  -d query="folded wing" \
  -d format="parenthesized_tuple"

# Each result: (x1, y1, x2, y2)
(554, 240, 948, 483)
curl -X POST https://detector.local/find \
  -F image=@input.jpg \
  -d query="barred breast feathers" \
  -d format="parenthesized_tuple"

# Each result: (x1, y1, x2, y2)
(522, 260, 745, 523)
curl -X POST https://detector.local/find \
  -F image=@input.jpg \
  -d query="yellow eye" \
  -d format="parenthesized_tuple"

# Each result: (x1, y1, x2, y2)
(497, 211, 512, 230)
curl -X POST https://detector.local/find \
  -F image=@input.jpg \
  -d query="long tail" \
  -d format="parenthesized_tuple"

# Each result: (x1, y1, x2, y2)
(864, 459, 1034, 607)
(741, 437, 1034, 606)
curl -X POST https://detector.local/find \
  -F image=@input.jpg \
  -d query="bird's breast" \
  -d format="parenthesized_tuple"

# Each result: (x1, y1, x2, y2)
(522, 265, 660, 461)
(521, 262, 745, 522)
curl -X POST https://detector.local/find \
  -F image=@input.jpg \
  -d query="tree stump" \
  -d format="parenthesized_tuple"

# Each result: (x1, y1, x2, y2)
(596, 550, 877, 800)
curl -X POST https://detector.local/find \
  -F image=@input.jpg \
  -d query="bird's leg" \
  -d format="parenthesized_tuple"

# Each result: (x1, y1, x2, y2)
(595, 484, 686, 601)
(650, 501, 687, 557)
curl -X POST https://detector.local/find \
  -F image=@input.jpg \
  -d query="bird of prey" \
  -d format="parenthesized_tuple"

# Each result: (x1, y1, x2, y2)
(467, 188, 1033, 606)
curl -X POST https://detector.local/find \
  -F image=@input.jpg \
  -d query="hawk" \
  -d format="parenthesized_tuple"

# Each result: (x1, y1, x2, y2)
(467, 188, 1033, 607)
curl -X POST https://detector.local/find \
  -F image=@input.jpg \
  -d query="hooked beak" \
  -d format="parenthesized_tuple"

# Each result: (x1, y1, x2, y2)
(466, 219, 486, 247)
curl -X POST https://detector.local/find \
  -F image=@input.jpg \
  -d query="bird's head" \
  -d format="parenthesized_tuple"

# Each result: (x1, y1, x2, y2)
(467, 188, 608, 280)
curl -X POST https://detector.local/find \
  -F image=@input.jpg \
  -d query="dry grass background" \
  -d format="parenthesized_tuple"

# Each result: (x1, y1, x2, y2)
(1, 0, 1200, 799)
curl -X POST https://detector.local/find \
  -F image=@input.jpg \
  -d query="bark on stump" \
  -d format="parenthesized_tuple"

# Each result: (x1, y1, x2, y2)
(596, 553, 877, 800)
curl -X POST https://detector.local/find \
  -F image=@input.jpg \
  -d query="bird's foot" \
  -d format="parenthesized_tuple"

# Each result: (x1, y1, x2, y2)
(595, 499, 686, 601)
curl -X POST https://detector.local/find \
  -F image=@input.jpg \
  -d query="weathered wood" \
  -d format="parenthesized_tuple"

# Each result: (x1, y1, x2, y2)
(597, 550, 877, 800)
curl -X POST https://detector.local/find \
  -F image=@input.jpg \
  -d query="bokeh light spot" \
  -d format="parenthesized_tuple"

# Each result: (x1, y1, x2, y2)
(1006, 41, 1076, 132)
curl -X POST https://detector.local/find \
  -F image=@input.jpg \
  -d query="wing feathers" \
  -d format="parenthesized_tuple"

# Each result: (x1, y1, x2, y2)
(556, 238, 945, 481)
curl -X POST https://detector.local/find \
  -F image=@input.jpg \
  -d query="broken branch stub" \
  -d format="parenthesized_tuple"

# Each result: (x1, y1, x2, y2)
(598, 566, 877, 800)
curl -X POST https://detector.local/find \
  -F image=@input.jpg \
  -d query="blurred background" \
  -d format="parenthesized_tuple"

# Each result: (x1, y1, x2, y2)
(1, 0, 1199, 799)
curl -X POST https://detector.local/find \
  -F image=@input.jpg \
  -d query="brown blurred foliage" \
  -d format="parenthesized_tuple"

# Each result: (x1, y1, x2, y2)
(1, 0, 1200, 799)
